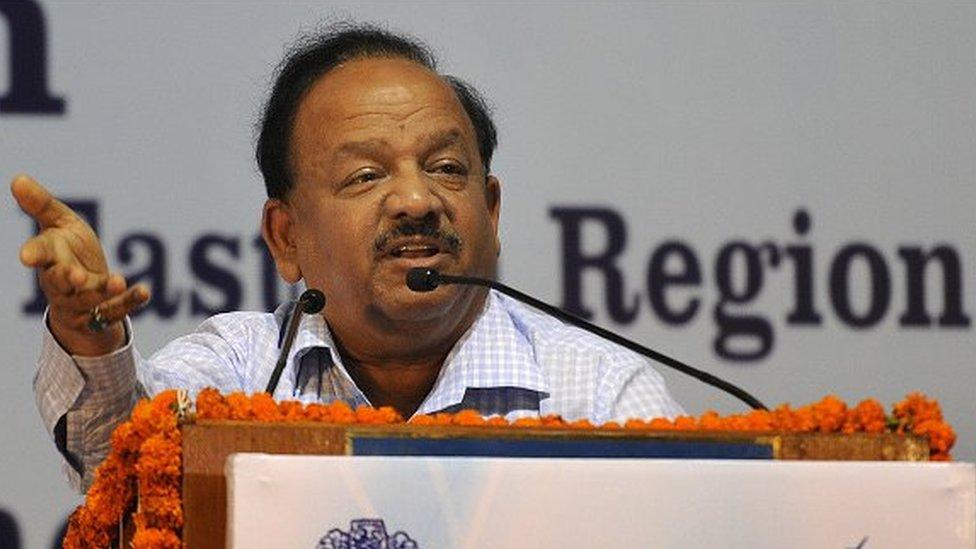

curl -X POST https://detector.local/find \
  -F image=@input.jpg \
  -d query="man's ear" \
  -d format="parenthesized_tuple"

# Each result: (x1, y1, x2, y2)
(261, 198, 302, 283)
(486, 175, 502, 256)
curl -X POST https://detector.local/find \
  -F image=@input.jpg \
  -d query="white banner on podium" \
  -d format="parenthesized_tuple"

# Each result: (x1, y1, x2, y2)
(226, 455, 975, 548)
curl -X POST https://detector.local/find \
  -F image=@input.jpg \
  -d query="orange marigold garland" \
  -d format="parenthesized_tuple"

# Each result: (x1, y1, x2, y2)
(63, 389, 183, 549)
(65, 390, 957, 547)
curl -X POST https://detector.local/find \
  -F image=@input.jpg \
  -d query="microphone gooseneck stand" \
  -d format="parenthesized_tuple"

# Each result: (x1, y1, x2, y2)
(265, 289, 327, 395)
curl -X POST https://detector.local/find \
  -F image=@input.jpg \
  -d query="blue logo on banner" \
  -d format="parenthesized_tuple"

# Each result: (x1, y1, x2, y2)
(316, 518, 418, 549)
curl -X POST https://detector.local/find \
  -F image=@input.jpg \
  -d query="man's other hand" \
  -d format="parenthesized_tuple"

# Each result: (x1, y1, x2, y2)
(11, 174, 150, 356)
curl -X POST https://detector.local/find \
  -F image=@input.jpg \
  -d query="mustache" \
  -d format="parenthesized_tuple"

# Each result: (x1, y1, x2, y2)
(373, 221, 463, 255)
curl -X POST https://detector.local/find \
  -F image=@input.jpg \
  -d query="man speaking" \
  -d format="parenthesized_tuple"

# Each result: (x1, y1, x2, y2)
(13, 23, 682, 491)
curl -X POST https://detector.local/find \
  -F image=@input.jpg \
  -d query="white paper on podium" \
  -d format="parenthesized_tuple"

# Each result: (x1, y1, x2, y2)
(225, 455, 975, 548)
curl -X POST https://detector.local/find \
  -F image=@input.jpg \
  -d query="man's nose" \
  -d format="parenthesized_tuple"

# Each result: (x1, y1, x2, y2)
(383, 168, 444, 220)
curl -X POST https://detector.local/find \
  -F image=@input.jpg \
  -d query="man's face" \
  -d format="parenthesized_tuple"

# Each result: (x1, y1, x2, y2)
(265, 57, 500, 331)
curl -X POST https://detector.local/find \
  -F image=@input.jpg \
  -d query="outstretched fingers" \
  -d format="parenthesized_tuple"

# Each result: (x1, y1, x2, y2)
(10, 174, 78, 230)
(19, 232, 56, 269)
(36, 257, 109, 299)
(44, 270, 146, 311)
(53, 283, 151, 334)
(14, 174, 137, 355)
(92, 284, 151, 325)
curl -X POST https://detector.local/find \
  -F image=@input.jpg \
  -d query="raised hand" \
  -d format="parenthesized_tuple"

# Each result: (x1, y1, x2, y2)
(11, 174, 150, 356)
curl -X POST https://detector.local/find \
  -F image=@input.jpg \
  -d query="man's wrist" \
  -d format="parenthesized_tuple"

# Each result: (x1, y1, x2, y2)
(47, 311, 126, 357)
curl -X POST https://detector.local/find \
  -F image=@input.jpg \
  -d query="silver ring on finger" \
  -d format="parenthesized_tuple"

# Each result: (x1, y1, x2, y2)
(88, 305, 108, 333)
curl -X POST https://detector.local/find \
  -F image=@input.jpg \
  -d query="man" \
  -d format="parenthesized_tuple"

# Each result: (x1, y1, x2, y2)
(14, 24, 682, 491)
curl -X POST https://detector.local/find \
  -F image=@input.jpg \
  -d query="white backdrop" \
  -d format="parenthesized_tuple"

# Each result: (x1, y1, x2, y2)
(1, 2, 974, 546)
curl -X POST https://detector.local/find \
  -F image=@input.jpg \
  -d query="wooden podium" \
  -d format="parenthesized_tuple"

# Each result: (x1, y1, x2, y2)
(177, 420, 929, 548)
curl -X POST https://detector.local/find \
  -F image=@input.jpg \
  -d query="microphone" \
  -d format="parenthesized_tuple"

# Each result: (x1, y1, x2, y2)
(406, 267, 767, 410)
(264, 289, 327, 395)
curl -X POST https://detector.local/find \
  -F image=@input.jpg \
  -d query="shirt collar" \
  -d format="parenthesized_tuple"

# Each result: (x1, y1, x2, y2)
(272, 301, 358, 399)
(273, 290, 550, 415)
(273, 301, 336, 363)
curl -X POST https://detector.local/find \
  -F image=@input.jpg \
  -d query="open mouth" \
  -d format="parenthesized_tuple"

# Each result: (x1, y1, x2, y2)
(374, 225, 463, 261)
(389, 242, 441, 259)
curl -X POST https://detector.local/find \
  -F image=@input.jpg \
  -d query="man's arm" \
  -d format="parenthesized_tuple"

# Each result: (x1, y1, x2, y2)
(34, 308, 254, 492)
(12, 174, 151, 489)
(35, 316, 145, 492)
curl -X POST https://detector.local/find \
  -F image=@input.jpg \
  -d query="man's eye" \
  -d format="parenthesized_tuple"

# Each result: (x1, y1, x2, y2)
(345, 170, 382, 187)
(430, 162, 468, 176)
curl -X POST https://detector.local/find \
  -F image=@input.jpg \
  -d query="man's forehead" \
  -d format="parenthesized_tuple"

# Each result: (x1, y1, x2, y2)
(333, 128, 468, 158)
(293, 56, 478, 160)
(301, 57, 463, 121)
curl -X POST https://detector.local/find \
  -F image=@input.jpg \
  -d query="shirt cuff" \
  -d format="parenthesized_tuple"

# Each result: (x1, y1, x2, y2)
(33, 312, 136, 435)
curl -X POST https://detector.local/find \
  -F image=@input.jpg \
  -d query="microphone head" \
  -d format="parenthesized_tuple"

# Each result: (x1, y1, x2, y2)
(406, 268, 439, 292)
(299, 289, 326, 314)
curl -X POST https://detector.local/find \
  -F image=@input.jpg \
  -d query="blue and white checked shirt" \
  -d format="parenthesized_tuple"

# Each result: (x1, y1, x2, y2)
(34, 290, 683, 491)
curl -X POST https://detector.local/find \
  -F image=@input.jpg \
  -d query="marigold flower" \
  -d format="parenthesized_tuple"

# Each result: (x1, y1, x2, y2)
(842, 399, 886, 434)
(540, 415, 568, 428)
(279, 400, 308, 422)
(512, 417, 543, 428)
(792, 406, 818, 432)
(136, 436, 181, 479)
(912, 419, 957, 460)
(624, 418, 652, 430)
(697, 411, 723, 431)
(250, 393, 281, 421)
(111, 421, 143, 455)
(428, 413, 455, 426)
(647, 417, 674, 430)
(893, 392, 944, 433)
(328, 400, 356, 423)
(225, 392, 254, 420)
(195, 387, 230, 420)
(409, 414, 434, 425)
(809, 395, 847, 433)
(453, 409, 487, 426)
(131, 527, 181, 549)
(744, 410, 774, 431)
(568, 418, 595, 430)
(375, 406, 404, 424)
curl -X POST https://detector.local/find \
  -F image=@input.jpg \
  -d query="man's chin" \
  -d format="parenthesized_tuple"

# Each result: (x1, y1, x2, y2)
(368, 254, 493, 323)
(380, 283, 460, 319)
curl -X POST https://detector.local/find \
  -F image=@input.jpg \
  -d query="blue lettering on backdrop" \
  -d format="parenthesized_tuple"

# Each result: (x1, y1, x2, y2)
(117, 233, 181, 318)
(829, 244, 891, 328)
(714, 242, 774, 361)
(0, 0, 66, 115)
(189, 234, 242, 316)
(898, 246, 971, 327)
(551, 206, 971, 362)
(783, 210, 823, 326)
(0, 506, 67, 549)
(647, 241, 701, 325)
(0, 507, 21, 549)
(549, 207, 639, 323)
